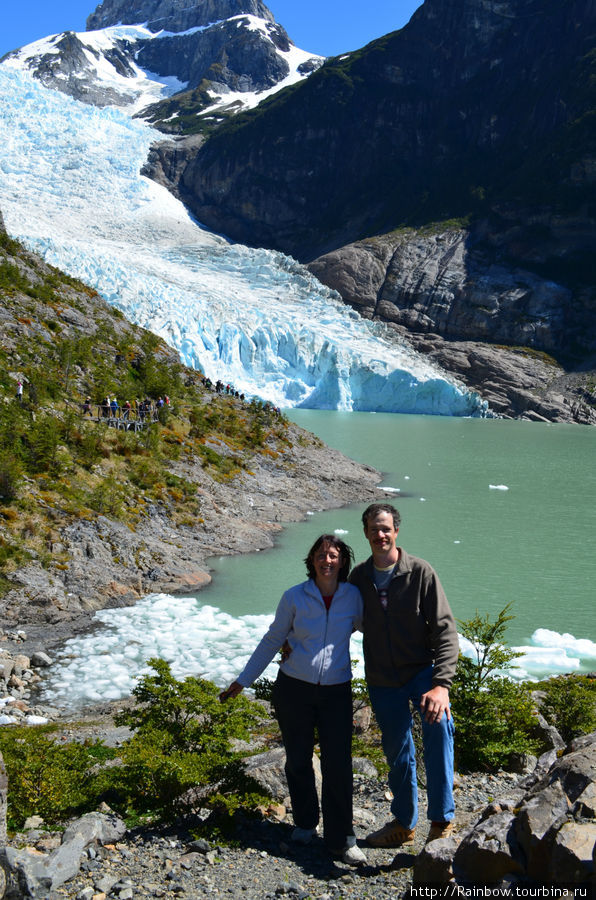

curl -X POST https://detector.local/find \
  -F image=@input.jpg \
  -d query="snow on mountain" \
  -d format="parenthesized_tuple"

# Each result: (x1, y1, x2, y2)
(1, 26, 185, 113)
(1, 11, 323, 123)
(0, 65, 486, 415)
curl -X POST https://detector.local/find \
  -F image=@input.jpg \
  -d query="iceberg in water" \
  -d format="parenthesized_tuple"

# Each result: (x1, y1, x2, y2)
(0, 65, 486, 415)
(32, 598, 595, 710)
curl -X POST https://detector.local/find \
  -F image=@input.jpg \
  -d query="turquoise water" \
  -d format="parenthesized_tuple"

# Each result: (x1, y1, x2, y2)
(41, 412, 596, 706)
(202, 412, 596, 672)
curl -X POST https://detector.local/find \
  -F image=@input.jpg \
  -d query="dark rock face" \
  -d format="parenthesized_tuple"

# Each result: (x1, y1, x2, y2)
(178, 0, 595, 385)
(180, 0, 595, 260)
(136, 16, 291, 96)
(86, 0, 274, 32)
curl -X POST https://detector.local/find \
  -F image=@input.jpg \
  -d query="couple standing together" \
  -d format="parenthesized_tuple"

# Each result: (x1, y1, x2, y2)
(221, 503, 458, 866)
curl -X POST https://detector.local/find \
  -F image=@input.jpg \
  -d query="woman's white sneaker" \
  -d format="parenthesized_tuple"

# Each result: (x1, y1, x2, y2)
(291, 826, 318, 844)
(341, 836, 367, 866)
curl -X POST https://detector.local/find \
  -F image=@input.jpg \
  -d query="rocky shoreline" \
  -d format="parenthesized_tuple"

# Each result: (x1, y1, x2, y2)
(1, 420, 382, 641)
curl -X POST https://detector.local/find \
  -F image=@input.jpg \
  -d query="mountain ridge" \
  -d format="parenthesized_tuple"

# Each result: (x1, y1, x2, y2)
(1, 0, 323, 126)
(166, 0, 595, 387)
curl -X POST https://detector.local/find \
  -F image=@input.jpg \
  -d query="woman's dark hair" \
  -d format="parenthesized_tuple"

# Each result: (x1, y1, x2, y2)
(304, 534, 354, 582)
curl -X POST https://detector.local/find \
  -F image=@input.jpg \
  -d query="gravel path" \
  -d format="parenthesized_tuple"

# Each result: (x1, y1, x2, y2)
(40, 770, 523, 900)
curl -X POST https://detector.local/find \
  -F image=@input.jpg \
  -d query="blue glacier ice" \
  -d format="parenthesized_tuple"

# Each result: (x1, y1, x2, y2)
(0, 65, 487, 415)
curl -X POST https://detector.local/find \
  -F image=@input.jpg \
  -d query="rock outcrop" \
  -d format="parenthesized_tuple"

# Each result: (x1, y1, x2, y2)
(414, 731, 596, 889)
(307, 226, 596, 423)
(176, 0, 595, 412)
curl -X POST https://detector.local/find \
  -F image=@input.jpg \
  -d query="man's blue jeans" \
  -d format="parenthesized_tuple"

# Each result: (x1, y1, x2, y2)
(368, 666, 455, 829)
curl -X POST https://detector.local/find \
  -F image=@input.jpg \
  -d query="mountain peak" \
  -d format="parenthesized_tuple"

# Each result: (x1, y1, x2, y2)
(86, 0, 275, 33)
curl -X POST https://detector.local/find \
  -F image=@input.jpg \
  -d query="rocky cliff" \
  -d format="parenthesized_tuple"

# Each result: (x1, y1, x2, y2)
(180, 0, 595, 260)
(175, 0, 596, 407)
(307, 225, 596, 423)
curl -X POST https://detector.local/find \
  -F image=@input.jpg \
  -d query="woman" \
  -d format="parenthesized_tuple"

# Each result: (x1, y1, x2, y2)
(220, 534, 366, 866)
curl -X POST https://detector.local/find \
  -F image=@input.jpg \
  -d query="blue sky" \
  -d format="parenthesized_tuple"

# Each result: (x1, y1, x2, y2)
(0, 0, 423, 60)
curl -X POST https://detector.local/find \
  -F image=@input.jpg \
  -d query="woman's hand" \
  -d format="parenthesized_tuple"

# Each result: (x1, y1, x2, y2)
(219, 681, 244, 702)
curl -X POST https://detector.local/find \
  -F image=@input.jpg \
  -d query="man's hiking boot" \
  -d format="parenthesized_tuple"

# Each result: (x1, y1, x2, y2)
(365, 819, 415, 847)
(426, 821, 455, 843)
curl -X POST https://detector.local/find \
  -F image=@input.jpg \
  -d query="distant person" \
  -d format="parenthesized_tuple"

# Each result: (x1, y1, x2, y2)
(220, 535, 366, 866)
(110, 397, 119, 417)
(123, 400, 131, 420)
(82, 397, 92, 417)
(349, 503, 458, 850)
(16, 380, 23, 403)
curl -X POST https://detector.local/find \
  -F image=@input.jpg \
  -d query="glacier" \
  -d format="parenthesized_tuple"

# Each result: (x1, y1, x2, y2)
(0, 65, 487, 414)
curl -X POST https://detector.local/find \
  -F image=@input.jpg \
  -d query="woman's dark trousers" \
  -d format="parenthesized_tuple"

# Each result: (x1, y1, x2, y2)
(272, 670, 354, 851)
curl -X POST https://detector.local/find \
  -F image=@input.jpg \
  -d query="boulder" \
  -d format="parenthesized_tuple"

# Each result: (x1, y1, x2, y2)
(241, 747, 322, 804)
(0, 846, 52, 899)
(549, 821, 596, 884)
(413, 836, 459, 884)
(29, 652, 52, 668)
(61, 811, 126, 846)
(453, 812, 525, 883)
(513, 781, 570, 880)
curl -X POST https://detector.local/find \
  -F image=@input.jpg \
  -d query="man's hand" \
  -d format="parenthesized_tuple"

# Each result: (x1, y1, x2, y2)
(420, 685, 451, 724)
(219, 681, 244, 702)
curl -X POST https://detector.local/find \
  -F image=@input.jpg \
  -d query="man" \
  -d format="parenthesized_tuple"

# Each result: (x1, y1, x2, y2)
(349, 503, 458, 848)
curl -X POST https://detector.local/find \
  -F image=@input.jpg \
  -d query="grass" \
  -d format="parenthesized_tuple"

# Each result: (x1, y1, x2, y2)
(0, 228, 297, 588)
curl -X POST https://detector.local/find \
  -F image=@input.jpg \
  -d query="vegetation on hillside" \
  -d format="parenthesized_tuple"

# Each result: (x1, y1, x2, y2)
(0, 226, 293, 589)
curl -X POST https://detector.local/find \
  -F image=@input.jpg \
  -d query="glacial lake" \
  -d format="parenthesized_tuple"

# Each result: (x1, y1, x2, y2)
(38, 412, 596, 709)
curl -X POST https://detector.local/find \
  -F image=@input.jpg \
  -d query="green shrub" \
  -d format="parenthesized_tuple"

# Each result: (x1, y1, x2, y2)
(450, 605, 541, 770)
(112, 659, 266, 819)
(537, 674, 596, 743)
(87, 475, 126, 518)
(27, 415, 61, 474)
(0, 451, 22, 502)
(0, 727, 108, 830)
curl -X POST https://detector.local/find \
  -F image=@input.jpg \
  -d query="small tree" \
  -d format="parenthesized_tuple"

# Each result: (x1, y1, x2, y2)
(451, 604, 541, 770)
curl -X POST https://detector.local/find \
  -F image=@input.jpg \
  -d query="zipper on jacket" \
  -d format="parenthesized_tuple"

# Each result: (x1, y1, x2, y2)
(317, 605, 330, 685)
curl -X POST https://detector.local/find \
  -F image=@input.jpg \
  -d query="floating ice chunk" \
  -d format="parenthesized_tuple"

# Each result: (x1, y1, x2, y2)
(379, 486, 401, 493)
(489, 484, 509, 490)
(512, 646, 581, 672)
(420, 498, 426, 502)
(531, 629, 596, 658)
(454, 540, 461, 544)
(404, 476, 410, 480)
(25, 716, 49, 725)
(334, 529, 349, 535)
